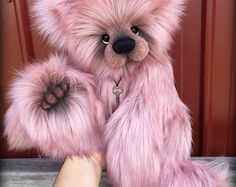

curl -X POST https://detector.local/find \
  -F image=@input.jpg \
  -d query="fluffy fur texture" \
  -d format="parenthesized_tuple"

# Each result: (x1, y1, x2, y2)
(5, 55, 105, 158)
(5, 0, 229, 186)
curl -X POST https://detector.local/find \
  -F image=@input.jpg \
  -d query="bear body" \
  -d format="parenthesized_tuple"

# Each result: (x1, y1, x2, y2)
(4, 0, 229, 186)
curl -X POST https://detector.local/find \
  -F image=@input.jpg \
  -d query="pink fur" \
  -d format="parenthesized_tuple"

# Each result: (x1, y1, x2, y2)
(4, 0, 229, 186)
(159, 160, 229, 186)
(5, 55, 105, 159)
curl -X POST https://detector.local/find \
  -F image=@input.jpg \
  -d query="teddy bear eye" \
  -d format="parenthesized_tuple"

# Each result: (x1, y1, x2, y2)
(131, 26, 140, 35)
(102, 34, 110, 44)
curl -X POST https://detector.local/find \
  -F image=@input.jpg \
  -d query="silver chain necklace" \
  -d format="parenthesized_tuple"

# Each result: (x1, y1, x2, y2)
(112, 61, 142, 107)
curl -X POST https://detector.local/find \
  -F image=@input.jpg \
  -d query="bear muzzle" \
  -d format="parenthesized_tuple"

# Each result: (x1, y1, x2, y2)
(112, 37, 135, 54)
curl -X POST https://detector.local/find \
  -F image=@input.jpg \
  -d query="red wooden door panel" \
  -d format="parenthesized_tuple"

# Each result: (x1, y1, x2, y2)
(202, 0, 236, 156)
(0, 0, 35, 157)
(173, 0, 203, 155)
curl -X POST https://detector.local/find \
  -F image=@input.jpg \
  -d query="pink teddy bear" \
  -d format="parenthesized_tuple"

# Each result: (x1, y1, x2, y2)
(4, 0, 229, 186)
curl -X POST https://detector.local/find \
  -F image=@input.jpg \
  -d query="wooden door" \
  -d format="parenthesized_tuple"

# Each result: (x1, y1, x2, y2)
(202, 0, 236, 156)
(0, 0, 37, 157)
(0, 0, 235, 158)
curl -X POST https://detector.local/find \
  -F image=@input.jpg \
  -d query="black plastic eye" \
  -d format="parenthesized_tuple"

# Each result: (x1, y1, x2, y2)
(131, 26, 140, 35)
(102, 34, 110, 44)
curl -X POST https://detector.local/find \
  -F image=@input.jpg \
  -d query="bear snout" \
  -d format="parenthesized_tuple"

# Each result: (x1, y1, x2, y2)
(112, 37, 135, 54)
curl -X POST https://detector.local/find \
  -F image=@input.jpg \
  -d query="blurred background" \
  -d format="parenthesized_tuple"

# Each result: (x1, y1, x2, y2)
(0, 0, 235, 158)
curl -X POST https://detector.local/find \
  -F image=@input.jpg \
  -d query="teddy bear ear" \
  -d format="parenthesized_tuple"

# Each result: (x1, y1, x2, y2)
(32, 0, 79, 49)
(151, 0, 186, 33)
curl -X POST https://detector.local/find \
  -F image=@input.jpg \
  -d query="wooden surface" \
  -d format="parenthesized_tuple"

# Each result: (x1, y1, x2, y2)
(0, 159, 111, 187)
(0, 158, 235, 187)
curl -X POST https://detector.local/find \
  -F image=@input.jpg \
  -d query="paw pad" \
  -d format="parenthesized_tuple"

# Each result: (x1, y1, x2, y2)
(41, 82, 69, 110)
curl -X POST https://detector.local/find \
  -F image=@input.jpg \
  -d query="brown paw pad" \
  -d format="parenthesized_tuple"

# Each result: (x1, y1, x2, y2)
(41, 82, 69, 110)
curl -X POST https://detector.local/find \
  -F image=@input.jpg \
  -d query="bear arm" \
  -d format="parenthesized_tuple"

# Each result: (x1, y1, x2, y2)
(4, 54, 105, 159)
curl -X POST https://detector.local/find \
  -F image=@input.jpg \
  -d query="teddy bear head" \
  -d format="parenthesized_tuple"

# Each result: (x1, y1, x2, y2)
(33, 0, 185, 73)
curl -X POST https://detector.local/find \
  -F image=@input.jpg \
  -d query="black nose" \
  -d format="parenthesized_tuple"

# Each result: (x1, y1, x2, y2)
(112, 38, 135, 54)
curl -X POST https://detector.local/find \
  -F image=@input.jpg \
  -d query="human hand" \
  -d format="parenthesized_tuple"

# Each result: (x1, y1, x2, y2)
(53, 152, 105, 187)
